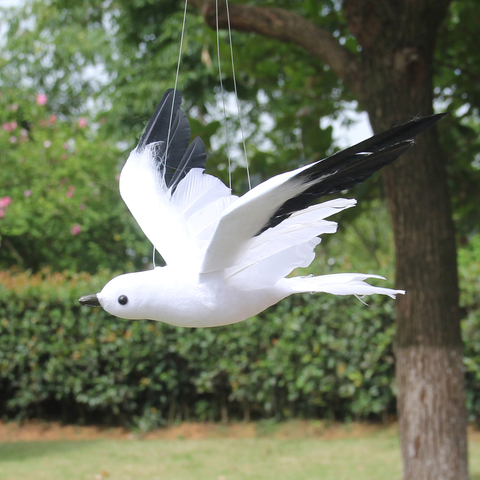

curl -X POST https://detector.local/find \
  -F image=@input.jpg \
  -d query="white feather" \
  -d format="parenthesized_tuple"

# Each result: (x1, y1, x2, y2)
(120, 146, 199, 266)
(225, 198, 356, 287)
(200, 166, 312, 273)
(172, 168, 232, 217)
(286, 273, 405, 299)
(226, 238, 321, 289)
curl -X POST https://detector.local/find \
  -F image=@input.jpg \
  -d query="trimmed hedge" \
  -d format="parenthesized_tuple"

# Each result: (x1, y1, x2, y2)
(0, 261, 479, 429)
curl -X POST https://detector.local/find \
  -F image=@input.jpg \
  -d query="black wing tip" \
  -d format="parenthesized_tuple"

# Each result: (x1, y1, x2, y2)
(377, 111, 448, 145)
(190, 137, 207, 156)
(137, 88, 184, 151)
(431, 111, 449, 120)
(264, 112, 448, 232)
(136, 89, 207, 190)
(402, 111, 448, 133)
(161, 88, 183, 105)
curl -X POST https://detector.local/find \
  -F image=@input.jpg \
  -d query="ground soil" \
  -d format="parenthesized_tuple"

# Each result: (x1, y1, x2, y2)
(1, 419, 479, 443)
(0, 420, 392, 442)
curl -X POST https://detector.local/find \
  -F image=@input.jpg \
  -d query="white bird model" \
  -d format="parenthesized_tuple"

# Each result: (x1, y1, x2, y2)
(79, 89, 443, 327)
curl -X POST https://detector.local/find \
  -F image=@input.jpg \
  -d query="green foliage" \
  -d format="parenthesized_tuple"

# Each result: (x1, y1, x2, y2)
(0, 269, 398, 428)
(4, 0, 477, 277)
(1, 0, 478, 276)
(459, 234, 480, 423)
(0, 0, 353, 190)
(435, 1, 480, 235)
(1, 248, 479, 430)
(0, 86, 151, 272)
(1, 0, 479, 435)
(0, 0, 385, 275)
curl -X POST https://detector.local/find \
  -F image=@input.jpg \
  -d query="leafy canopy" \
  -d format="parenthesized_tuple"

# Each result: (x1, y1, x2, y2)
(1, 0, 479, 272)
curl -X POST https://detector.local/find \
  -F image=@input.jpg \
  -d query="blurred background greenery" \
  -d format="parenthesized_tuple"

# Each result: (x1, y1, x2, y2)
(0, 0, 479, 429)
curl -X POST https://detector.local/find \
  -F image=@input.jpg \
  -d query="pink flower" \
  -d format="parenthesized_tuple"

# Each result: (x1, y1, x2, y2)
(36, 94, 48, 106)
(10, 103, 18, 111)
(0, 197, 12, 208)
(78, 118, 88, 128)
(24, 190, 32, 197)
(43, 140, 51, 148)
(49, 114, 57, 124)
(2, 122, 16, 132)
(66, 185, 75, 198)
(10, 136, 17, 143)
(71, 224, 81, 235)
(20, 129, 28, 137)
(0, 197, 12, 218)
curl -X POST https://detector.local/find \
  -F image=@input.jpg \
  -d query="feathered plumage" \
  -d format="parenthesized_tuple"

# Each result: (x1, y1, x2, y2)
(79, 90, 444, 327)
(138, 89, 207, 189)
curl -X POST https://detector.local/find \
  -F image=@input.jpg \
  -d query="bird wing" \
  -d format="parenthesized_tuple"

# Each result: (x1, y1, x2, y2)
(120, 89, 232, 266)
(200, 113, 446, 274)
(224, 198, 356, 289)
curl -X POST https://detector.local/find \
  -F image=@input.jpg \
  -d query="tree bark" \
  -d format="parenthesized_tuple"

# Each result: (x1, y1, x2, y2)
(372, 110, 468, 480)
(345, 2, 468, 476)
(193, 1, 468, 478)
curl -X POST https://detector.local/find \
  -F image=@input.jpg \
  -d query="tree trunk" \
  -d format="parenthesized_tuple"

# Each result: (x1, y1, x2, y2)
(378, 118, 467, 480)
(194, 0, 469, 477)
(344, 1, 468, 478)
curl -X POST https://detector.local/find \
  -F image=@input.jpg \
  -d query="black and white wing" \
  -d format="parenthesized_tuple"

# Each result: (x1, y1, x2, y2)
(119, 89, 232, 266)
(200, 113, 446, 280)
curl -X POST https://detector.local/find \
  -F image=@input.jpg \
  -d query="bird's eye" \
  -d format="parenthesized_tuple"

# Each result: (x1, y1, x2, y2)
(118, 295, 128, 305)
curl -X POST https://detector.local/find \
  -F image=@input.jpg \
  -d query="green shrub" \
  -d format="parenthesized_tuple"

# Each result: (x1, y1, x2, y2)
(1, 255, 479, 429)
(0, 269, 399, 428)
(0, 88, 150, 273)
(459, 235, 480, 424)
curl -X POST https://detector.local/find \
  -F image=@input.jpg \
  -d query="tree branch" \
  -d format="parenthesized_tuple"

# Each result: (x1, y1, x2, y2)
(190, 0, 364, 101)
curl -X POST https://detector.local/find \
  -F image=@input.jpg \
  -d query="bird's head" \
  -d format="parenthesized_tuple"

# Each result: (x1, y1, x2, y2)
(79, 271, 152, 320)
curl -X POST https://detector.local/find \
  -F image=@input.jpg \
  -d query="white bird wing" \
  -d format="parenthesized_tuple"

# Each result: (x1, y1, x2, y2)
(201, 112, 446, 275)
(170, 168, 238, 250)
(119, 89, 232, 266)
(120, 89, 445, 277)
(224, 199, 356, 289)
(199, 165, 314, 273)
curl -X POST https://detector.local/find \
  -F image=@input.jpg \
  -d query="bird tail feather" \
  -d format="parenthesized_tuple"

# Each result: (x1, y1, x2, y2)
(286, 273, 405, 299)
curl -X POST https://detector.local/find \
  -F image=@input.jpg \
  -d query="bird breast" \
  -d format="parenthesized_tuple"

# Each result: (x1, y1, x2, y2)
(138, 266, 288, 327)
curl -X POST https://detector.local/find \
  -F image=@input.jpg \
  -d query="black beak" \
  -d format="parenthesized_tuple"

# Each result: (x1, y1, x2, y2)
(79, 294, 101, 307)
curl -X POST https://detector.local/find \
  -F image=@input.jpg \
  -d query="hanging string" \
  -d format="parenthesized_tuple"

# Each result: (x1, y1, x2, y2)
(155, 0, 249, 266)
(216, 0, 233, 191)
(165, 0, 189, 166)
(225, 0, 251, 190)
(155, 0, 189, 268)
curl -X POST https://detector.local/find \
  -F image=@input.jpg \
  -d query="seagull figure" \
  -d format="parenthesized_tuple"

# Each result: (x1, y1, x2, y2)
(79, 89, 443, 327)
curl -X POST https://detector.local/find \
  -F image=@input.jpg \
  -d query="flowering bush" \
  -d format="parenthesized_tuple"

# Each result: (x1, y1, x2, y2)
(0, 87, 150, 272)
(0, 197, 13, 218)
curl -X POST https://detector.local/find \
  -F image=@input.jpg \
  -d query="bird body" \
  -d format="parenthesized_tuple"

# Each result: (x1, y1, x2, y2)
(79, 89, 445, 327)
(96, 266, 287, 327)
(91, 263, 396, 328)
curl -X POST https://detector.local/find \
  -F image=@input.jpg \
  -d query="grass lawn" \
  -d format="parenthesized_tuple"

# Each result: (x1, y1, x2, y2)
(0, 422, 479, 480)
